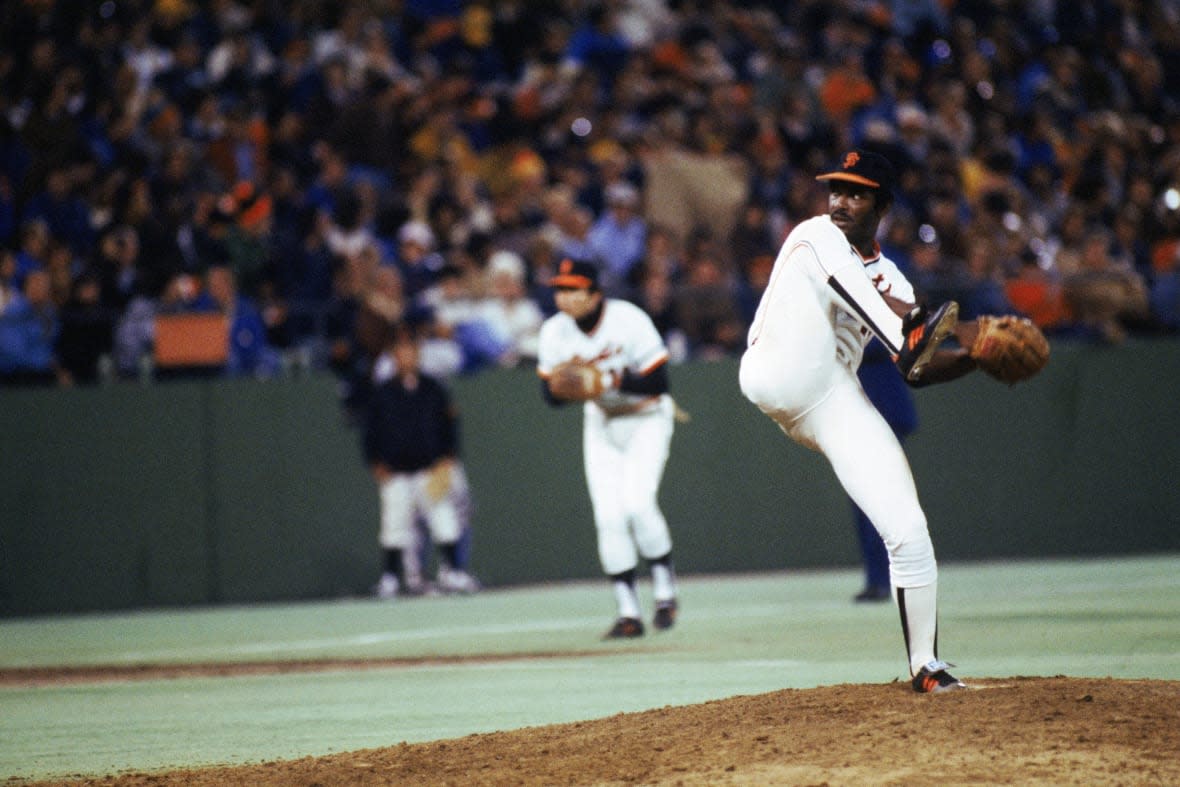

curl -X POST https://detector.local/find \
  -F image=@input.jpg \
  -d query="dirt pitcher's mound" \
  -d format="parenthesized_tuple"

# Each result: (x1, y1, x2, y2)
(24, 676, 1180, 786)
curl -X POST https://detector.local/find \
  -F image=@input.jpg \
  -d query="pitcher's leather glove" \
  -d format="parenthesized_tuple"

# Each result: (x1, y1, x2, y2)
(970, 315, 1050, 384)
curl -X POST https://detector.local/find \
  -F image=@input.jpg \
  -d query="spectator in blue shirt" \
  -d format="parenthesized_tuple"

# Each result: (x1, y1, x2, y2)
(588, 181, 646, 297)
(193, 264, 281, 378)
(22, 165, 93, 256)
(562, 3, 632, 87)
(12, 219, 50, 290)
(0, 268, 58, 385)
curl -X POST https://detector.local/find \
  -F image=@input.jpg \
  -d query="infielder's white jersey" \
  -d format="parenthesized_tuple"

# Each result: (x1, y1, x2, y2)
(741, 214, 915, 420)
(537, 298, 670, 413)
(537, 298, 674, 576)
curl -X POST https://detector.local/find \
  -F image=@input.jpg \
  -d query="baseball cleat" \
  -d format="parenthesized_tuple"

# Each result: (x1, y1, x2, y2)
(853, 585, 892, 603)
(401, 578, 431, 598)
(896, 301, 959, 382)
(436, 567, 480, 595)
(603, 616, 645, 639)
(652, 600, 678, 630)
(912, 660, 967, 693)
(374, 572, 399, 600)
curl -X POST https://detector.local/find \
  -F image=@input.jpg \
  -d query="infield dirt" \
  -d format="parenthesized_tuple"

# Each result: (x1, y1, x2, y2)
(12, 675, 1179, 786)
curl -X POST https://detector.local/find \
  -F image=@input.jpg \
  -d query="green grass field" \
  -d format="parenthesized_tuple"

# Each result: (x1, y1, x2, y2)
(3, 554, 1179, 782)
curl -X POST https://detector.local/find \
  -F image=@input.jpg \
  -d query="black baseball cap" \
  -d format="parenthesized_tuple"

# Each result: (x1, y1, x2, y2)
(549, 258, 600, 290)
(816, 149, 896, 193)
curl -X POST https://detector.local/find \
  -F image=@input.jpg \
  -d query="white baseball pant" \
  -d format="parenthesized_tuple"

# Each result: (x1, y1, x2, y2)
(582, 395, 675, 575)
(378, 470, 464, 550)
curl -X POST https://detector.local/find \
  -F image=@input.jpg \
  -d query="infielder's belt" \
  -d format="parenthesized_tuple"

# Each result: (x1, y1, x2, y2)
(595, 397, 660, 418)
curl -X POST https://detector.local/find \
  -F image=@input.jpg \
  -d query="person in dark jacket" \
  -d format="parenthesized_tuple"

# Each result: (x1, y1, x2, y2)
(363, 328, 478, 599)
(55, 271, 116, 384)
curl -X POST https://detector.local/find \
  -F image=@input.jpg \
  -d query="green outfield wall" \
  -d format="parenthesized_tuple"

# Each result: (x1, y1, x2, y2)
(2, 339, 1178, 617)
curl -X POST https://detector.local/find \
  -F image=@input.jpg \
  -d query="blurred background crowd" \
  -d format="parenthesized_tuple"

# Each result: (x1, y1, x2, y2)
(3, 0, 1180, 400)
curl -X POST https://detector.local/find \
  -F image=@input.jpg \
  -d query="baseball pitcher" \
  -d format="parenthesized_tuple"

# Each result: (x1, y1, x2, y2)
(739, 150, 1048, 692)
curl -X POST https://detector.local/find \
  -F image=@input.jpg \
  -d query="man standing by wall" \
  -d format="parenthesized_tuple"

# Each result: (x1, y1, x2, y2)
(365, 329, 478, 599)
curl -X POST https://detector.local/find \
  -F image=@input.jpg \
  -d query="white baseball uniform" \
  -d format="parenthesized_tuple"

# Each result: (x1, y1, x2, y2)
(537, 298, 675, 577)
(739, 214, 942, 675)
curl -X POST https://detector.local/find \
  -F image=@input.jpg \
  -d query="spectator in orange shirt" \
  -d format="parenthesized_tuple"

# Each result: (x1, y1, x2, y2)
(819, 49, 877, 126)
(1004, 248, 1074, 334)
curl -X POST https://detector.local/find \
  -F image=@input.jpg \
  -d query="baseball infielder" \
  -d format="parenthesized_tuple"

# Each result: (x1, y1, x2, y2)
(739, 150, 977, 693)
(537, 259, 679, 639)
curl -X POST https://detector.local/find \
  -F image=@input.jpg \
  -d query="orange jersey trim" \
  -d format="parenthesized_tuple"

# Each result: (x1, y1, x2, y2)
(638, 354, 669, 376)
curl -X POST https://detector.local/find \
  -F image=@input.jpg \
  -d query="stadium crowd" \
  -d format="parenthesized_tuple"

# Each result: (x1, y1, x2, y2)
(2, 0, 1180, 395)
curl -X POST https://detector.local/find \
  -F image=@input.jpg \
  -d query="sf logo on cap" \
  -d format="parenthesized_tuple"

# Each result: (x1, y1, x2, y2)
(843, 152, 860, 169)
(559, 259, 574, 274)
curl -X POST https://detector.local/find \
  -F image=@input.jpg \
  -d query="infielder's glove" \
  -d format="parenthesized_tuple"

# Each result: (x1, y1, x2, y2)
(547, 360, 605, 401)
(969, 315, 1050, 384)
(424, 459, 453, 504)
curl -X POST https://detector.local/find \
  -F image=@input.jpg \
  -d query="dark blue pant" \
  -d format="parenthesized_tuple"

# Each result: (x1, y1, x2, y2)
(853, 501, 891, 590)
